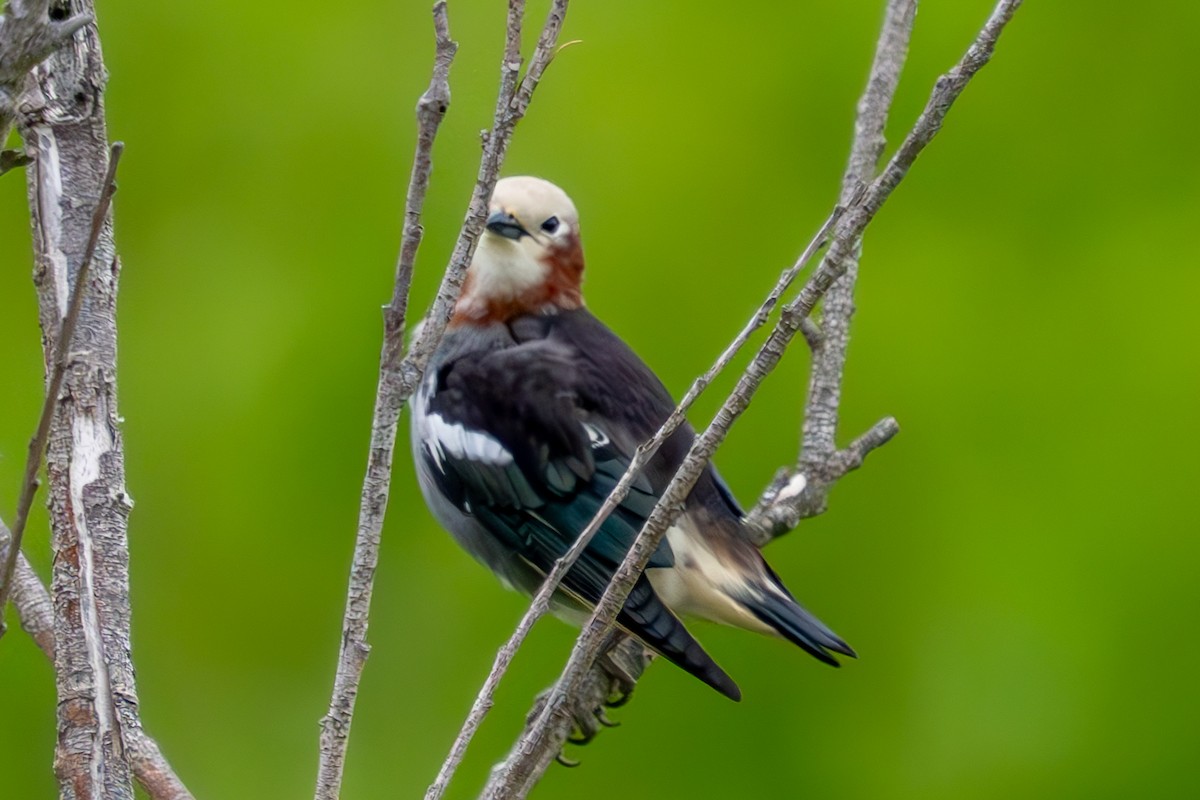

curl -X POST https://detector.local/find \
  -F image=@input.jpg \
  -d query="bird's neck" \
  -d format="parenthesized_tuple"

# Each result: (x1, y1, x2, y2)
(450, 244, 585, 326)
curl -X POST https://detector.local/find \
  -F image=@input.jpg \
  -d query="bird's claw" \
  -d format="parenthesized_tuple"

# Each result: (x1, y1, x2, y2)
(567, 728, 596, 746)
(599, 650, 638, 708)
(540, 636, 651, 768)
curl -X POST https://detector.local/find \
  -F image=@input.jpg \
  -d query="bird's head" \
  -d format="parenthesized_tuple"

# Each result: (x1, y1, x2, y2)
(452, 176, 586, 325)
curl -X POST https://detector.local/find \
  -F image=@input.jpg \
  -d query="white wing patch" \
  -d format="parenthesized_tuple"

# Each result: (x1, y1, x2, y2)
(423, 412, 513, 473)
(582, 422, 610, 448)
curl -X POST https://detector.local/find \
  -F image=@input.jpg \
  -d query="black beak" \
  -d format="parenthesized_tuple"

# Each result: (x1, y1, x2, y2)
(485, 210, 528, 240)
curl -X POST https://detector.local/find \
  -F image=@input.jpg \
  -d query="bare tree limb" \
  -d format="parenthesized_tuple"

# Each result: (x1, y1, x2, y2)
(313, 4, 456, 797)
(0, 519, 195, 799)
(482, 1, 1023, 795)
(0, 0, 91, 173)
(399, 0, 571, 390)
(1, 518, 55, 656)
(7, 2, 201, 795)
(123, 733, 195, 800)
(744, 415, 901, 546)
(0, 140, 121, 634)
(317, 1, 573, 795)
(801, 0, 915, 472)
(742, 0, 918, 542)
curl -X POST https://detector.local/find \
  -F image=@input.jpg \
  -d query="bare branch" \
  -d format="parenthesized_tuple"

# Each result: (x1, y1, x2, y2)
(320, 1, 572, 794)
(11, 1, 197, 794)
(743, 415, 901, 545)
(483, 1, 1023, 794)
(382, 1, 458, 372)
(772, 0, 1024, 537)
(0, 141, 122, 633)
(0, 518, 55, 656)
(801, 0, 915, 469)
(0, 519, 194, 799)
(757, 0, 916, 543)
(400, 0, 572, 390)
(314, 4, 456, 798)
(429, 197, 852, 799)
(125, 733, 195, 800)
(799, 317, 824, 350)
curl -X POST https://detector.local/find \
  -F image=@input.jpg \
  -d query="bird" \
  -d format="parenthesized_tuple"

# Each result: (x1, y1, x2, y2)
(410, 176, 854, 701)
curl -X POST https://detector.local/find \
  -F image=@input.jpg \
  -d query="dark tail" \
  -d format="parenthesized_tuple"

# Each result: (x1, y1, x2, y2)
(736, 571, 856, 667)
(620, 576, 742, 701)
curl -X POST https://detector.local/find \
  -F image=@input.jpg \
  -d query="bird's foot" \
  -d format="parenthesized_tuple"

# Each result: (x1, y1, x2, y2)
(598, 649, 638, 708)
(524, 685, 619, 753)
(532, 634, 654, 767)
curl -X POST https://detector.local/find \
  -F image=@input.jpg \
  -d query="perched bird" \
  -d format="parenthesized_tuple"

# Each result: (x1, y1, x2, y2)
(411, 176, 853, 701)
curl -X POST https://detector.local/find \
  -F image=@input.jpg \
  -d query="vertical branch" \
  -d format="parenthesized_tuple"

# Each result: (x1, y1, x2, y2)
(483, 1, 1023, 795)
(750, 0, 1023, 539)
(10, 2, 192, 796)
(313, 5, 457, 799)
(399, 0, 571, 389)
(0, 140, 121, 630)
(799, 0, 916, 505)
(317, 2, 572, 797)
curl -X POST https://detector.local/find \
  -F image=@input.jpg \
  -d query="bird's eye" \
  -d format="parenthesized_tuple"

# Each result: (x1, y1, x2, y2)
(540, 216, 560, 234)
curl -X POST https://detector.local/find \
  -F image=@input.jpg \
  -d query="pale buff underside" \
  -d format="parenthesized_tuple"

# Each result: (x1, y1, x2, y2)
(648, 519, 776, 635)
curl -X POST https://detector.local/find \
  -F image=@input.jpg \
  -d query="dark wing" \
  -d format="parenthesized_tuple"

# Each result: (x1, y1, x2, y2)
(420, 318, 740, 699)
(512, 309, 747, 523)
(424, 337, 671, 566)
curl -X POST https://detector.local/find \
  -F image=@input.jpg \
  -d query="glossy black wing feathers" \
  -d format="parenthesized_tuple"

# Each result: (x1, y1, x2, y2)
(431, 339, 594, 494)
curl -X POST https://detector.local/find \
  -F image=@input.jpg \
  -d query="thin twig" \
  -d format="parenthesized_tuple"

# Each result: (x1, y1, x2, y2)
(383, 2, 457, 371)
(483, 1, 1023, 794)
(400, 0, 571, 392)
(743, 415, 901, 545)
(800, 0, 915, 471)
(0, 519, 194, 799)
(761, 0, 917, 533)
(0, 141, 122, 635)
(313, 4, 456, 798)
(319, 0, 572, 793)
(427, 197, 854, 800)
(799, 317, 824, 349)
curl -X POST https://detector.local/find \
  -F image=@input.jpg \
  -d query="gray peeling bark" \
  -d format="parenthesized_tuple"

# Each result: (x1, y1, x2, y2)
(1, 519, 194, 799)
(1, 519, 56, 656)
(17, 5, 134, 798)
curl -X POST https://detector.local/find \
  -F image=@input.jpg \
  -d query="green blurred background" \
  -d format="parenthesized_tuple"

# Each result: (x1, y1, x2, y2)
(4, 1, 1198, 797)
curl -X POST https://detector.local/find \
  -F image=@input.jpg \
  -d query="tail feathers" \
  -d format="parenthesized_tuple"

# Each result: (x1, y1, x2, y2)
(739, 588, 856, 667)
(621, 576, 742, 701)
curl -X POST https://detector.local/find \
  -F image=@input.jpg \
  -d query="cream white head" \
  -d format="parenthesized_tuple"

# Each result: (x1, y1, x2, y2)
(453, 176, 586, 324)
